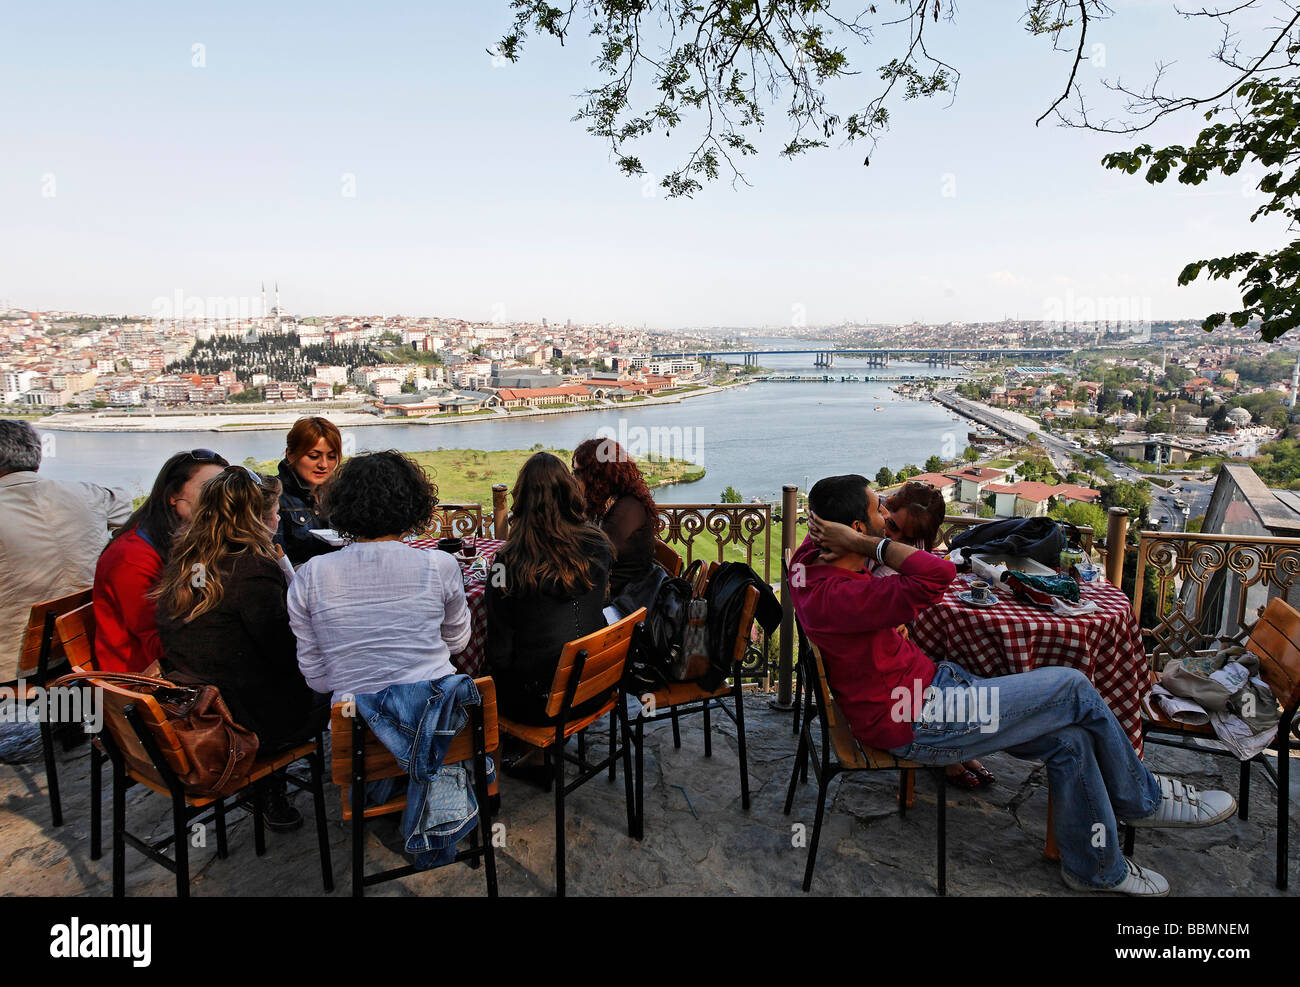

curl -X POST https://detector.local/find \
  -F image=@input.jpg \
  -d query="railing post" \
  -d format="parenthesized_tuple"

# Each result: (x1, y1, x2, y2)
(492, 484, 508, 539)
(774, 484, 799, 710)
(1105, 507, 1129, 586)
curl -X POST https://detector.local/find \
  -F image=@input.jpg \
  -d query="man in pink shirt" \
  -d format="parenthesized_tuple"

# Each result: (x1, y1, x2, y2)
(790, 473, 1236, 896)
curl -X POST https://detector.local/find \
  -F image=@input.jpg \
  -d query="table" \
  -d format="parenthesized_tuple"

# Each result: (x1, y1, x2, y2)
(909, 573, 1150, 756)
(407, 537, 503, 676)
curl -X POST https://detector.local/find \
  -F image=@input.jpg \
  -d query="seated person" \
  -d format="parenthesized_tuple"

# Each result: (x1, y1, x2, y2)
(275, 416, 343, 566)
(94, 449, 228, 672)
(486, 452, 614, 727)
(791, 473, 1236, 896)
(571, 437, 656, 598)
(0, 420, 131, 677)
(155, 466, 323, 830)
(287, 450, 469, 701)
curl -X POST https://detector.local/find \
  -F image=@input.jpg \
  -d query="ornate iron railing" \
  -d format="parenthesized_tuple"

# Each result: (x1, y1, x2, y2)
(429, 503, 487, 539)
(1133, 531, 1300, 669)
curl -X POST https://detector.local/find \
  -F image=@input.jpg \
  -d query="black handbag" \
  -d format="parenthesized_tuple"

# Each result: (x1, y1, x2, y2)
(612, 560, 702, 691)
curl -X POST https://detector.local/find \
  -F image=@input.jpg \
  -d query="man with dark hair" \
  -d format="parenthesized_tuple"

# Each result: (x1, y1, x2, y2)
(791, 473, 1235, 896)
(0, 420, 131, 675)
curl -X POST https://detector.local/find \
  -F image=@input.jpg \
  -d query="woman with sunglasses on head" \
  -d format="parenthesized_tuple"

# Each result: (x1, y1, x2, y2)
(571, 437, 657, 599)
(275, 416, 343, 566)
(155, 466, 324, 830)
(93, 449, 228, 673)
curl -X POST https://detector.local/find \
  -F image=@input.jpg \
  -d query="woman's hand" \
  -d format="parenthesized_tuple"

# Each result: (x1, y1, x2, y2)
(808, 511, 874, 563)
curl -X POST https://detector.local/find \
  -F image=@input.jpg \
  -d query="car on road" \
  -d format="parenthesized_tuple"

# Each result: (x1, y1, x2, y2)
(1174, 499, 1187, 509)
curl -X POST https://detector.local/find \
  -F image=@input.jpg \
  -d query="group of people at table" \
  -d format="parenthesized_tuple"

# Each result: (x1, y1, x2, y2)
(0, 418, 1239, 895)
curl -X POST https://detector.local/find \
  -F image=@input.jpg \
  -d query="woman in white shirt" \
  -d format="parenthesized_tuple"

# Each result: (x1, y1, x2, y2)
(287, 450, 470, 701)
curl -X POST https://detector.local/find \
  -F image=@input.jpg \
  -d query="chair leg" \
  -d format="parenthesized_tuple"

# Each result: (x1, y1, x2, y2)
(671, 707, 681, 748)
(39, 716, 62, 827)
(702, 699, 712, 758)
(172, 792, 190, 898)
(112, 759, 126, 898)
(620, 707, 636, 838)
(252, 779, 266, 857)
(635, 716, 646, 840)
(802, 770, 831, 893)
(554, 741, 566, 898)
(1278, 733, 1290, 891)
(310, 745, 334, 893)
(783, 725, 807, 815)
(214, 797, 229, 859)
(1238, 758, 1251, 822)
(734, 685, 750, 811)
(793, 661, 803, 736)
(899, 770, 915, 815)
(90, 744, 103, 860)
(935, 769, 947, 897)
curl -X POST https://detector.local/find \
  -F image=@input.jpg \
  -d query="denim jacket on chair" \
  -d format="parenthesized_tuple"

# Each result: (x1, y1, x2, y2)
(353, 674, 494, 869)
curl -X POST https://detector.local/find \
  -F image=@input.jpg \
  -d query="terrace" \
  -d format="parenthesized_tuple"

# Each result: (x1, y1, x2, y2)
(2, 476, 1298, 896)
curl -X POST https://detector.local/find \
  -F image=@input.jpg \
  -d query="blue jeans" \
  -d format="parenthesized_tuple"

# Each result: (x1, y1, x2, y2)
(889, 662, 1162, 889)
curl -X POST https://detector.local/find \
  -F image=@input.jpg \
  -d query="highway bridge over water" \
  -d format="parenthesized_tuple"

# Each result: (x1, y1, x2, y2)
(648, 347, 1071, 368)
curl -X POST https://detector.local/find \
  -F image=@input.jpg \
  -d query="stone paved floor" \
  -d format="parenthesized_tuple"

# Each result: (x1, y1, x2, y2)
(0, 695, 1295, 896)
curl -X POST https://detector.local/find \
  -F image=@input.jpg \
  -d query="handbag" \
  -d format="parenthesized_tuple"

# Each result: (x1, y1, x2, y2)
(54, 670, 260, 797)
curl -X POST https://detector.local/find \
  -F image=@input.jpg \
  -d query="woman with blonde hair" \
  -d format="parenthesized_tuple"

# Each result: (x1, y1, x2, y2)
(156, 465, 324, 828)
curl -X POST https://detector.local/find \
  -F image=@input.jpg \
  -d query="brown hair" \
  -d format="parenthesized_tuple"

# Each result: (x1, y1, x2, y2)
(571, 437, 657, 523)
(154, 467, 282, 623)
(885, 481, 947, 550)
(496, 452, 612, 597)
(285, 416, 343, 466)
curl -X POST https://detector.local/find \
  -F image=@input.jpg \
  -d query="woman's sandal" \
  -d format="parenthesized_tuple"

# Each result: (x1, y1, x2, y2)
(965, 761, 996, 786)
(945, 766, 982, 789)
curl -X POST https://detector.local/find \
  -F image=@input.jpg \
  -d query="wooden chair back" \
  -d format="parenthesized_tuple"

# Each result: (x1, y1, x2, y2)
(653, 540, 683, 577)
(14, 588, 92, 679)
(53, 602, 97, 673)
(1246, 597, 1300, 714)
(329, 676, 499, 790)
(91, 676, 189, 789)
(545, 608, 646, 719)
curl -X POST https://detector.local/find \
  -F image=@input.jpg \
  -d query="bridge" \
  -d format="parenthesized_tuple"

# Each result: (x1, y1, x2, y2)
(647, 347, 1071, 368)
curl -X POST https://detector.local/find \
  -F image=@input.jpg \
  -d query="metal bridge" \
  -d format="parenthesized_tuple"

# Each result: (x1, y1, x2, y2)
(647, 347, 1071, 368)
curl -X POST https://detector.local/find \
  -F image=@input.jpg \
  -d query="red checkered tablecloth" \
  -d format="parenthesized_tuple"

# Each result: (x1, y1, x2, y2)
(909, 574, 1150, 755)
(407, 537, 503, 676)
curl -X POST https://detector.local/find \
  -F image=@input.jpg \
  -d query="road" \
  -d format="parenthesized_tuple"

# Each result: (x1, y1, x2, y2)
(937, 389, 1216, 531)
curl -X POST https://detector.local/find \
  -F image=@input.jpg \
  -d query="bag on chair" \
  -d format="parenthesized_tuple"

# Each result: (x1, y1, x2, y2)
(54, 670, 259, 797)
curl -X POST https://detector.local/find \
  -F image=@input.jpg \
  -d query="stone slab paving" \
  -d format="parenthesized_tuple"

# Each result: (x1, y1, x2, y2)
(0, 696, 1295, 897)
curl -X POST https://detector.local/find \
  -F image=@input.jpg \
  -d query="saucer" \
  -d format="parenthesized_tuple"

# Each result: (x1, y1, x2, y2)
(956, 590, 998, 608)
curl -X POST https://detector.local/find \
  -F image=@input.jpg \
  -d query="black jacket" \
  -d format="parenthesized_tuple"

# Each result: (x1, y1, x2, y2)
(700, 562, 782, 690)
(274, 459, 337, 566)
(157, 552, 320, 750)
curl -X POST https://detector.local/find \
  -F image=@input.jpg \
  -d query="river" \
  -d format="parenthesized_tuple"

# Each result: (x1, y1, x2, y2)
(31, 345, 969, 504)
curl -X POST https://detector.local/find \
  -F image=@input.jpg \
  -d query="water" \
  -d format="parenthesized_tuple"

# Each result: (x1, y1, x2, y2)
(31, 347, 969, 504)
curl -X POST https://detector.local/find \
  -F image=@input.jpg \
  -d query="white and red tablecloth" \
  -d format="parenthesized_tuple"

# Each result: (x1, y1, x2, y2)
(909, 574, 1150, 755)
(407, 537, 503, 676)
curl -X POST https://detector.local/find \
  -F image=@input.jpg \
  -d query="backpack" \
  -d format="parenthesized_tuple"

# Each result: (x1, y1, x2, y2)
(698, 562, 782, 691)
(949, 516, 1076, 568)
(612, 559, 706, 693)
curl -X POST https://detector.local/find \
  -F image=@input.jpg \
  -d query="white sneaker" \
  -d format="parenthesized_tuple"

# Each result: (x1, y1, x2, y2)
(1126, 774, 1236, 829)
(1062, 857, 1169, 896)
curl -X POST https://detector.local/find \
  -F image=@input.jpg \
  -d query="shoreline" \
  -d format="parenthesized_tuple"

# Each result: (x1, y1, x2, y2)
(32, 381, 743, 433)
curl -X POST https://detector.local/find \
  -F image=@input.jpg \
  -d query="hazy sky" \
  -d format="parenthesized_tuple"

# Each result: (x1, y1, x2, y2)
(2, 1, 1293, 329)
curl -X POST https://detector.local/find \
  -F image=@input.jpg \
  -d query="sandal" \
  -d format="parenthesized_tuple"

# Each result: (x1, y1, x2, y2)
(944, 766, 981, 789)
(965, 761, 996, 786)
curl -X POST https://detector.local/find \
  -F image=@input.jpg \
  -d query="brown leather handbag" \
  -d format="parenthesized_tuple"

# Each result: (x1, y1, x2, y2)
(55, 670, 260, 797)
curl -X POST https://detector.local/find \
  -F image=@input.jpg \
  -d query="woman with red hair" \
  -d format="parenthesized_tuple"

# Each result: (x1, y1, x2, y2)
(275, 416, 343, 566)
(571, 437, 658, 598)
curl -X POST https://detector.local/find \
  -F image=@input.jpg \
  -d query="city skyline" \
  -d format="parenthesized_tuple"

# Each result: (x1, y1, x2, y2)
(2, 2, 1292, 329)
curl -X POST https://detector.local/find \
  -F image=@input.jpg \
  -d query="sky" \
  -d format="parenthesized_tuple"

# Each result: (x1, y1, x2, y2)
(1, 1, 1294, 329)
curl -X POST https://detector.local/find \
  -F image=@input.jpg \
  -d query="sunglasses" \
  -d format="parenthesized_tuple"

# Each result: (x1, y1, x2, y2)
(185, 448, 223, 463)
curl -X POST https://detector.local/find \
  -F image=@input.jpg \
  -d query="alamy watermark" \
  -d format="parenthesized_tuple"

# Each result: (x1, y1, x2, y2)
(595, 419, 704, 462)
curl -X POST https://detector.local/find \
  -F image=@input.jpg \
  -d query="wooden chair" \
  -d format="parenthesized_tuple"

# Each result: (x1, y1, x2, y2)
(783, 627, 947, 894)
(653, 539, 684, 578)
(629, 564, 758, 838)
(89, 674, 333, 897)
(4, 588, 94, 827)
(48, 602, 108, 856)
(1132, 596, 1300, 889)
(329, 677, 500, 897)
(497, 608, 645, 897)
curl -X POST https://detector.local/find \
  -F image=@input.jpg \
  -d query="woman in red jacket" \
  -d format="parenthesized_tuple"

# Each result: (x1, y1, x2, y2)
(92, 449, 228, 672)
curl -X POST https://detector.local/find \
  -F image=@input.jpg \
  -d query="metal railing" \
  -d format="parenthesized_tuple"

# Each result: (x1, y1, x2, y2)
(1132, 529, 1300, 669)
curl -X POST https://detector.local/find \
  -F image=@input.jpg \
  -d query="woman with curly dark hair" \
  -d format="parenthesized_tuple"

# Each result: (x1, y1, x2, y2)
(571, 436, 657, 598)
(287, 450, 470, 701)
(486, 452, 613, 729)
